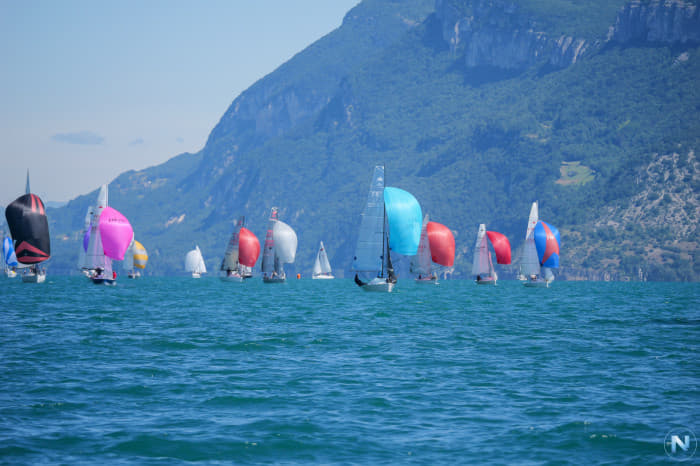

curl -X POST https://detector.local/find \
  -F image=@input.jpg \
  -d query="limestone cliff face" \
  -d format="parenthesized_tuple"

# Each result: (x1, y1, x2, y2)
(611, 0, 700, 44)
(434, 0, 698, 71)
(434, 0, 591, 70)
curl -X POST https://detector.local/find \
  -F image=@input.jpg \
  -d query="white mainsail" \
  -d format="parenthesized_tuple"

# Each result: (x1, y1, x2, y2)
(123, 239, 135, 271)
(221, 217, 243, 272)
(521, 201, 540, 277)
(471, 223, 495, 277)
(77, 206, 93, 271)
(85, 185, 112, 276)
(185, 245, 207, 274)
(410, 215, 432, 276)
(312, 241, 333, 278)
(352, 165, 385, 274)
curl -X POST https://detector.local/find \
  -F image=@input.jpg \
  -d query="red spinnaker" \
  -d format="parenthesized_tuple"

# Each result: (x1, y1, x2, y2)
(238, 227, 261, 267)
(486, 231, 512, 264)
(426, 221, 455, 267)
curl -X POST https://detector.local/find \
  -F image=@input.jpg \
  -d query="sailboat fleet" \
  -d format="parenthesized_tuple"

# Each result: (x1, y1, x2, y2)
(3, 167, 561, 287)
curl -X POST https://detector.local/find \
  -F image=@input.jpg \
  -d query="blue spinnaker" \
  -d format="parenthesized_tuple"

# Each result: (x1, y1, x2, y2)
(534, 221, 561, 268)
(3, 237, 18, 267)
(383, 187, 422, 256)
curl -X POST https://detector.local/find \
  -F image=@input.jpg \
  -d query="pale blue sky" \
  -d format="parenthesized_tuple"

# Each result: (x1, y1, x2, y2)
(0, 0, 359, 206)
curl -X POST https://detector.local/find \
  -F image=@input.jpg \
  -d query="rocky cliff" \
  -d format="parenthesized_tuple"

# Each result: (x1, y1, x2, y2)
(435, 0, 699, 71)
(611, 0, 700, 44)
(434, 0, 594, 69)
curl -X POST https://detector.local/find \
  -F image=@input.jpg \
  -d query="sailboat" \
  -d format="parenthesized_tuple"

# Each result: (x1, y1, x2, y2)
(472, 224, 512, 285)
(261, 208, 297, 283)
(4, 171, 51, 283)
(3, 235, 18, 278)
(352, 166, 422, 292)
(125, 239, 148, 278)
(85, 184, 134, 285)
(534, 220, 561, 286)
(521, 201, 560, 287)
(185, 245, 207, 278)
(312, 241, 334, 279)
(411, 215, 455, 284)
(77, 206, 93, 277)
(220, 216, 261, 282)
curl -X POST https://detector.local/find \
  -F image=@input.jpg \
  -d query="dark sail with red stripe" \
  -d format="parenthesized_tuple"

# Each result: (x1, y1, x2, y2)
(4, 193, 51, 264)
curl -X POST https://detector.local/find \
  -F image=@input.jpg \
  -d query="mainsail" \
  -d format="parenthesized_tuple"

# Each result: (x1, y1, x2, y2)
(77, 206, 93, 271)
(312, 241, 333, 277)
(86, 185, 111, 275)
(352, 166, 385, 274)
(521, 201, 540, 277)
(472, 224, 494, 277)
(410, 215, 432, 276)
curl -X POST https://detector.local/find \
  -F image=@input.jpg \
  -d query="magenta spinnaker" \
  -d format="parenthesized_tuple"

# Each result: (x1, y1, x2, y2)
(98, 206, 133, 261)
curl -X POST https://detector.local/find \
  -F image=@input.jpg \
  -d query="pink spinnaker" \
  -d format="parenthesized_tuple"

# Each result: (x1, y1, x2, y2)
(99, 207, 133, 260)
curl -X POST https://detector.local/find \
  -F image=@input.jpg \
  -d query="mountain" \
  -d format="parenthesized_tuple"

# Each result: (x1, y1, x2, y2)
(47, 0, 700, 281)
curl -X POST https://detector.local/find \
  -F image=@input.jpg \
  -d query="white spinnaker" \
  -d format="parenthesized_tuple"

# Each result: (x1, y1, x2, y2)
(273, 220, 297, 264)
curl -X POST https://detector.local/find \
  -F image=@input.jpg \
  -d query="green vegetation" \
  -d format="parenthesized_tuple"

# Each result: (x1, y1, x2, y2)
(556, 161, 595, 186)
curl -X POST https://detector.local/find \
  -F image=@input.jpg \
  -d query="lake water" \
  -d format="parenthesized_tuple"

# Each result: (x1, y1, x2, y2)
(1, 277, 698, 464)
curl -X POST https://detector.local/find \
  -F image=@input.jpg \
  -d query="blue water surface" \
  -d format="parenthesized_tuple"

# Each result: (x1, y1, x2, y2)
(0, 277, 698, 464)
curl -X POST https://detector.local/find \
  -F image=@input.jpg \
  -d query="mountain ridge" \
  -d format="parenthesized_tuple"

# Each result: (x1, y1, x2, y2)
(43, 0, 700, 281)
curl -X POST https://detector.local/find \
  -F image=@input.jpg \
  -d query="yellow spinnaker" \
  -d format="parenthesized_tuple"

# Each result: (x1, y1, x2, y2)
(133, 240, 148, 269)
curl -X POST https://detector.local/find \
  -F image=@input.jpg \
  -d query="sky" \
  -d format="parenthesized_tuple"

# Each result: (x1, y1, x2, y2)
(0, 0, 360, 206)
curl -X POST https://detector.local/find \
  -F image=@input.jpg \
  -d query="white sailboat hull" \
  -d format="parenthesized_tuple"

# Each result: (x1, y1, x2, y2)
(4, 269, 17, 278)
(191, 272, 201, 279)
(362, 277, 395, 292)
(524, 277, 549, 287)
(312, 274, 334, 280)
(91, 277, 116, 285)
(22, 271, 46, 283)
(263, 275, 286, 283)
(415, 276, 438, 285)
(220, 272, 244, 282)
(476, 276, 497, 285)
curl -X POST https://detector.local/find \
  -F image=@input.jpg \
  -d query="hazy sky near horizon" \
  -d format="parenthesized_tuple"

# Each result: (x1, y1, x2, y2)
(0, 0, 359, 206)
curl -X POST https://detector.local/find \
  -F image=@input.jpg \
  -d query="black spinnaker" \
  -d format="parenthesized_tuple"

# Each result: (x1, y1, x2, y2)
(5, 193, 51, 264)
